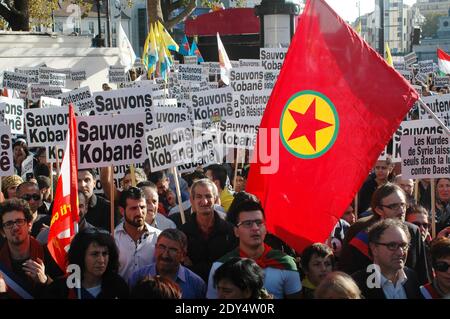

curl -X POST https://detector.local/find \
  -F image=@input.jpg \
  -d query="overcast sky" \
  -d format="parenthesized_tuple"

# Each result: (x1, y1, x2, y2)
(325, 0, 417, 23)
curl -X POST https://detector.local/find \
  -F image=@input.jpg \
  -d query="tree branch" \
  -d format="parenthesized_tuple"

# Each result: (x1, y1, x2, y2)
(166, 0, 196, 30)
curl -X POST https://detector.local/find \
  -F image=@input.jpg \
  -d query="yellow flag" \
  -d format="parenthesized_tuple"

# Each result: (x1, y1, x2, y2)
(385, 42, 393, 67)
(157, 21, 179, 53)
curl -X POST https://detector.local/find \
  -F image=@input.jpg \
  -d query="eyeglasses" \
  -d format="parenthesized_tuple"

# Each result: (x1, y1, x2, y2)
(379, 202, 407, 211)
(2, 218, 27, 229)
(375, 241, 410, 252)
(411, 221, 429, 229)
(434, 261, 450, 272)
(156, 244, 180, 255)
(236, 219, 265, 229)
(21, 193, 41, 201)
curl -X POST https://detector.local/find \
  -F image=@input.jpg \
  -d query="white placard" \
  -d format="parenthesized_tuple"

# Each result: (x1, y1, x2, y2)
(434, 76, 449, 88)
(404, 52, 417, 66)
(184, 56, 198, 65)
(233, 90, 270, 120)
(418, 60, 434, 74)
(21, 155, 34, 181)
(25, 107, 68, 147)
(28, 84, 62, 101)
(392, 119, 447, 162)
(2, 71, 29, 91)
(77, 113, 146, 169)
(0, 124, 13, 176)
(260, 48, 287, 73)
(57, 86, 94, 114)
(0, 97, 24, 134)
(49, 72, 66, 87)
(15, 67, 39, 84)
(40, 96, 62, 108)
(109, 66, 127, 83)
(401, 134, 449, 179)
(239, 59, 261, 67)
(178, 64, 204, 82)
(190, 87, 236, 128)
(420, 94, 450, 128)
(71, 70, 87, 81)
(216, 118, 260, 149)
(145, 122, 194, 171)
(229, 67, 265, 93)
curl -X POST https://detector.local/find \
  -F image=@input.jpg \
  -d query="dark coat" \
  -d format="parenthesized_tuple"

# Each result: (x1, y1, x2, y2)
(180, 211, 238, 282)
(352, 267, 421, 299)
(339, 215, 431, 284)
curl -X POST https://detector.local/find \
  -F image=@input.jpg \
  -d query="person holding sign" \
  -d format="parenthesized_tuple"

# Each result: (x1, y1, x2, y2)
(357, 158, 395, 216)
(435, 178, 450, 234)
(12, 139, 30, 177)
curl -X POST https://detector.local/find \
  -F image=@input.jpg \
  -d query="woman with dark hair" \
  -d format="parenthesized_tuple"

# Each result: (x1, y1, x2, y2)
(435, 178, 450, 234)
(13, 138, 30, 176)
(213, 257, 271, 299)
(44, 229, 128, 299)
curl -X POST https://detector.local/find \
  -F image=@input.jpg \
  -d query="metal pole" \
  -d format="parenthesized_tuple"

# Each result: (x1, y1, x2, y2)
(105, 0, 112, 47)
(97, 0, 102, 47)
(379, 0, 384, 56)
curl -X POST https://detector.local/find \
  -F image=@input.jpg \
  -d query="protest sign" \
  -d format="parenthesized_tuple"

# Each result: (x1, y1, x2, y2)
(25, 107, 68, 147)
(420, 94, 450, 127)
(71, 70, 87, 82)
(49, 72, 66, 87)
(0, 97, 24, 134)
(434, 76, 449, 88)
(2, 71, 28, 91)
(184, 56, 198, 65)
(0, 124, 13, 176)
(77, 113, 146, 169)
(418, 60, 434, 74)
(239, 59, 261, 67)
(178, 64, 204, 82)
(15, 67, 39, 84)
(190, 87, 235, 128)
(216, 118, 260, 149)
(229, 67, 264, 93)
(260, 48, 287, 73)
(28, 84, 62, 101)
(109, 66, 127, 83)
(57, 86, 94, 114)
(40, 96, 62, 108)
(401, 134, 449, 179)
(404, 52, 417, 66)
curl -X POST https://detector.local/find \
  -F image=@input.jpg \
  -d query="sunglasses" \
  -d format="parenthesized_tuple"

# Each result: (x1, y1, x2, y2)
(434, 261, 450, 272)
(21, 194, 41, 201)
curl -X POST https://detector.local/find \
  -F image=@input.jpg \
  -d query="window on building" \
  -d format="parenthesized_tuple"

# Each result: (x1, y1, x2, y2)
(112, 38, 117, 47)
(101, 22, 105, 34)
(112, 22, 116, 34)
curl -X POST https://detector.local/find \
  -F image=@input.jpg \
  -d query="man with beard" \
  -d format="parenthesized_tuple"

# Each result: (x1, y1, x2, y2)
(0, 199, 62, 298)
(352, 219, 421, 299)
(36, 192, 95, 244)
(78, 169, 119, 232)
(340, 183, 431, 284)
(114, 187, 161, 282)
(129, 229, 206, 299)
(206, 200, 301, 299)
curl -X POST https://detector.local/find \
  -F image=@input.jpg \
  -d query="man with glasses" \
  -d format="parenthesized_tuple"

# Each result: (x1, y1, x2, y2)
(129, 228, 206, 298)
(340, 183, 430, 284)
(420, 237, 450, 298)
(206, 200, 301, 299)
(114, 187, 161, 282)
(352, 218, 421, 299)
(406, 205, 431, 243)
(16, 182, 50, 238)
(0, 199, 62, 298)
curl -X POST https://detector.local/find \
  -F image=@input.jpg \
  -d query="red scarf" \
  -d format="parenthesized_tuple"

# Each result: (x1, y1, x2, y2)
(239, 243, 282, 269)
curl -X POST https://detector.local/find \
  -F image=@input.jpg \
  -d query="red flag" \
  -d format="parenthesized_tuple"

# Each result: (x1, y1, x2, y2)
(246, 0, 418, 253)
(47, 104, 79, 271)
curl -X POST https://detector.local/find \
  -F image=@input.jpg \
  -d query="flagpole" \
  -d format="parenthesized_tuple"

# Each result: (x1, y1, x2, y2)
(417, 98, 450, 135)
(129, 164, 136, 187)
(171, 167, 186, 225)
(431, 178, 436, 238)
(233, 148, 239, 191)
(414, 179, 419, 203)
(110, 165, 115, 236)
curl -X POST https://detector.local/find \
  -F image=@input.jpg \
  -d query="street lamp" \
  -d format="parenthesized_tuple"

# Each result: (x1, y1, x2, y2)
(95, 0, 105, 47)
(255, 0, 301, 48)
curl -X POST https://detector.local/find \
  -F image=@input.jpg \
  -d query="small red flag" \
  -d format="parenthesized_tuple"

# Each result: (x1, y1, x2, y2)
(246, 0, 418, 253)
(47, 104, 79, 271)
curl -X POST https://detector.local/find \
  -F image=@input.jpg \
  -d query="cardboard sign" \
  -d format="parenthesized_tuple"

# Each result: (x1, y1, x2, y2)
(239, 59, 261, 67)
(28, 84, 62, 101)
(216, 118, 260, 149)
(21, 156, 34, 181)
(404, 52, 417, 66)
(184, 56, 198, 65)
(57, 86, 94, 114)
(71, 70, 87, 81)
(418, 60, 434, 74)
(0, 124, 13, 176)
(145, 122, 194, 171)
(40, 96, 62, 108)
(392, 119, 447, 162)
(178, 64, 204, 82)
(15, 67, 39, 84)
(2, 71, 29, 91)
(420, 94, 450, 128)
(233, 90, 270, 120)
(264, 71, 279, 90)
(109, 66, 127, 83)
(229, 67, 265, 93)
(401, 134, 449, 179)
(434, 76, 449, 88)
(25, 107, 68, 147)
(77, 113, 146, 169)
(260, 48, 287, 73)
(0, 97, 24, 134)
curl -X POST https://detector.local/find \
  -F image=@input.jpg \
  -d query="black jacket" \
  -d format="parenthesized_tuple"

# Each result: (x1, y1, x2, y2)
(180, 211, 238, 282)
(352, 267, 421, 299)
